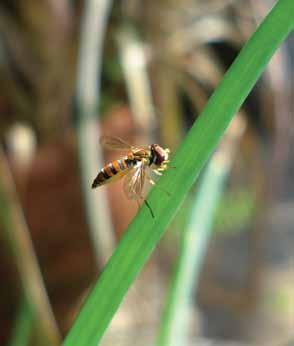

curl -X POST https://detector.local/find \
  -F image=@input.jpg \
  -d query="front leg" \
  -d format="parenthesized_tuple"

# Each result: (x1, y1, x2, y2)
(153, 169, 163, 176)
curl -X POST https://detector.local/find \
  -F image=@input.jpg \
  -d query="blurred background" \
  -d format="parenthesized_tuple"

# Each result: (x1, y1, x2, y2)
(0, 0, 293, 345)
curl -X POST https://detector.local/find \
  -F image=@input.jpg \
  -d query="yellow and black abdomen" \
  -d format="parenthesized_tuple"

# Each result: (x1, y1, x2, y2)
(92, 158, 133, 188)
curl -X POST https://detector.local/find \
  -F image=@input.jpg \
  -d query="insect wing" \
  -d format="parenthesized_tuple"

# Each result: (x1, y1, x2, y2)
(100, 136, 133, 151)
(123, 162, 146, 200)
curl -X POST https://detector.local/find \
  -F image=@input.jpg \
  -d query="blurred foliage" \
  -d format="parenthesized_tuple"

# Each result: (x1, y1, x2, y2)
(100, 56, 124, 113)
(214, 189, 256, 234)
(9, 296, 33, 346)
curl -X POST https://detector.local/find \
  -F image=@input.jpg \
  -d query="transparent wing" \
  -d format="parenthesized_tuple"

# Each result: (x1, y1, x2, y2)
(123, 162, 146, 200)
(100, 135, 133, 151)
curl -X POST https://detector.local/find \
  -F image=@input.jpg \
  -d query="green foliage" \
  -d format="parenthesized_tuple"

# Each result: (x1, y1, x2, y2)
(214, 189, 256, 233)
(9, 297, 33, 346)
(264, 289, 292, 312)
(63, 1, 294, 345)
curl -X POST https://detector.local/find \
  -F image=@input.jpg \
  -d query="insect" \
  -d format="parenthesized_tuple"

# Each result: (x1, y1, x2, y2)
(92, 136, 171, 217)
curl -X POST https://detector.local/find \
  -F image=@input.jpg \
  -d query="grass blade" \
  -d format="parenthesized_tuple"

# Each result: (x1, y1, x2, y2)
(63, 1, 294, 345)
(9, 296, 33, 346)
(76, 0, 115, 266)
(0, 148, 60, 345)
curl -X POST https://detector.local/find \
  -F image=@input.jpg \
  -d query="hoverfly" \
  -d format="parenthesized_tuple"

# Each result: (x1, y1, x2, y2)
(92, 136, 171, 217)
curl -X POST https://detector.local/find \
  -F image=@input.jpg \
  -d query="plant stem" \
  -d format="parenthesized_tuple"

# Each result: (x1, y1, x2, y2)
(0, 149, 60, 346)
(75, 0, 115, 266)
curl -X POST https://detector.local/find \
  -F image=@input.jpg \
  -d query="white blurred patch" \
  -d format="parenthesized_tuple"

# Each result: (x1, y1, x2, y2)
(6, 123, 36, 169)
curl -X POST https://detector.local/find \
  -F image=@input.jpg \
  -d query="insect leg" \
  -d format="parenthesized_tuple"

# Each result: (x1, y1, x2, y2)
(132, 186, 154, 218)
(136, 192, 154, 218)
(149, 178, 156, 186)
(153, 169, 163, 176)
(143, 199, 154, 218)
(135, 195, 154, 218)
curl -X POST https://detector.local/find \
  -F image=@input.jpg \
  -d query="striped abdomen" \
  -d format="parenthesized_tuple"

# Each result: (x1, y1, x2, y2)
(92, 158, 133, 188)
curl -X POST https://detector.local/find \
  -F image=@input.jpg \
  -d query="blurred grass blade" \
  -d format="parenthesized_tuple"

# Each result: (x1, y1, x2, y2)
(63, 1, 294, 345)
(76, 0, 115, 266)
(9, 296, 33, 346)
(0, 148, 60, 346)
(118, 28, 157, 139)
(157, 117, 246, 346)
